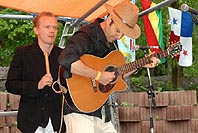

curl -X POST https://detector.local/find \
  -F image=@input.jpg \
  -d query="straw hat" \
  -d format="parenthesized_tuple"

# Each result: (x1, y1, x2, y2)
(104, 0, 141, 39)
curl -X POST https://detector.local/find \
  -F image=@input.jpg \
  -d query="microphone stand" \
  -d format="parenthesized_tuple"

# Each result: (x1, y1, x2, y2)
(142, 49, 156, 133)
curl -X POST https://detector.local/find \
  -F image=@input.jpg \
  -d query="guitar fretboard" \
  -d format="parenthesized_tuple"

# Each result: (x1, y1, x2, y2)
(117, 48, 169, 75)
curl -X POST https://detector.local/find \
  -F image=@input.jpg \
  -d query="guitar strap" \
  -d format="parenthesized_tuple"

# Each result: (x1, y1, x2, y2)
(51, 66, 68, 133)
(52, 66, 67, 94)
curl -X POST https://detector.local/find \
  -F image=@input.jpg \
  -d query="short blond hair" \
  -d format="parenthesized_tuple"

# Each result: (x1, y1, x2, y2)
(33, 11, 57, 28)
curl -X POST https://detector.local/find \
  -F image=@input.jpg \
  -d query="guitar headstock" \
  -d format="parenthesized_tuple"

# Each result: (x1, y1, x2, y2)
(168, 41, 182, 58)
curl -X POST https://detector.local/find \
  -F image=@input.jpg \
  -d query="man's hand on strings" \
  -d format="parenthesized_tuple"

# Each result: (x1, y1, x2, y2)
(98, 71, 115, 85)
(144, 56, 161, 68)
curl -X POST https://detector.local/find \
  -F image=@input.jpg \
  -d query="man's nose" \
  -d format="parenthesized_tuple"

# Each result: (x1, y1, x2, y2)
(49, 26, 57, 32)
(50, 27, 55, 32)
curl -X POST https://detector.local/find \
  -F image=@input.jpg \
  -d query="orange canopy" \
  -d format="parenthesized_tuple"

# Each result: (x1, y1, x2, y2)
(0, 0, 128, 22)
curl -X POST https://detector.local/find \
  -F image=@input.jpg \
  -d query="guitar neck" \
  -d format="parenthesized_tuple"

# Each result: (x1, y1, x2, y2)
(117, 50, 168, 75)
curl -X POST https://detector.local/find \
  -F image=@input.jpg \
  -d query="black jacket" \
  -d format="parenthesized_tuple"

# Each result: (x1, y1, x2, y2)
(6, 43, 66, 133)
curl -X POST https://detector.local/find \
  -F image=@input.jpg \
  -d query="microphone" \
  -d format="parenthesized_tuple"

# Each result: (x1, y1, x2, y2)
(181, 4, 198, 15)
(132, 45, 159, 51)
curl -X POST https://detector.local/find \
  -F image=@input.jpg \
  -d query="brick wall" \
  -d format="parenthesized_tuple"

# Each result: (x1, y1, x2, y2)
(117, 90, 198, 133)
(0, 90, 198, 133)
(0, 92, 21, 133)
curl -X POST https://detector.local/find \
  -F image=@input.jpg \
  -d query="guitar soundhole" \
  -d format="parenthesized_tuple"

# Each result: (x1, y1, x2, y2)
(99, 66, 119, 93)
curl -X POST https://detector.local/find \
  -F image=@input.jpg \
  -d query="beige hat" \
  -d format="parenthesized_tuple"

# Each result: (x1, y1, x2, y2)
(104, 0, 141, 39)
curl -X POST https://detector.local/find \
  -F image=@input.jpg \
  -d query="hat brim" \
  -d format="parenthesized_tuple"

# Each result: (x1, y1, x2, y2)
(104, 3, 141, 39)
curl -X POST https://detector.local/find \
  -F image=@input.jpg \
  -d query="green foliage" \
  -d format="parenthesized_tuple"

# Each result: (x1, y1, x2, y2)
(188, 82, 198, 99)
(0, 48, 14, 66)
(130, 76, 189, 92)
(120, 102, 135, 107)
(155, 80, 174, 92)
(0, 18, 36, 66)
(130, 76, 148, 91)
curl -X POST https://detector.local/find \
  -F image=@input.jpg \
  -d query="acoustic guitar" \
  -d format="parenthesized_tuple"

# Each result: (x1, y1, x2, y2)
(65, 42, 182, 113)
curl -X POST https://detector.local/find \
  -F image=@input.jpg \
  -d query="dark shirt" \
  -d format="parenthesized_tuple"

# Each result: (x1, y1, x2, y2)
(6, 43, 66, 133)
(59, 18, 117, 122)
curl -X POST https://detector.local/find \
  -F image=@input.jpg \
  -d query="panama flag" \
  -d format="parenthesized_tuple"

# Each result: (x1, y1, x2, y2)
(141, 0, 165, 63)
(168, 7, 194, 67)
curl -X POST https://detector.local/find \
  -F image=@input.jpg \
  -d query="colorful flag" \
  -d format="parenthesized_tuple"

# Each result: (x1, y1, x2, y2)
(168, 7, 194, 67)
(140, 0, 165, 63)
(117, 36, 136, 62)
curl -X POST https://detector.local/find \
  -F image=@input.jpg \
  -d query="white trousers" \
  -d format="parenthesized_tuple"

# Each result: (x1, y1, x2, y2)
(64, 113, 117, 133)
(35, 118, 57, 133)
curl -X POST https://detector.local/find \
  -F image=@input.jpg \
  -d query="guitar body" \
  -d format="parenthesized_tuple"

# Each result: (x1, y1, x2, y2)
(64, 42, 182, 113)
(65, 50, 127, 113)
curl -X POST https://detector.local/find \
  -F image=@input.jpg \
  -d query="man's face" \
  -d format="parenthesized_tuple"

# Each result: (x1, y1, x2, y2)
(105, 17, 124, 43)
(34, 16, 58, 46)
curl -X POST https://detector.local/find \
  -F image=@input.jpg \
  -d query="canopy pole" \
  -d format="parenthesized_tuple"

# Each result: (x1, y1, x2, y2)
(138, 0, 176, 17)
(0, 14, 34, 20)
(72, 0, 108, 26)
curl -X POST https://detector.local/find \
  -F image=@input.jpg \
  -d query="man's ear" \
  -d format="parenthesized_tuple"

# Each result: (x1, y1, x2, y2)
(106, 16, 114, 26)
(33, 27, 38, 35)
(106, 16, 112, 25)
